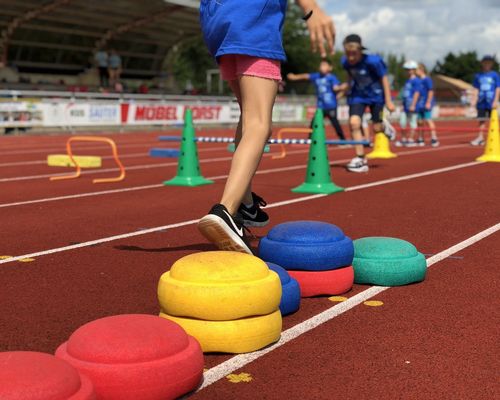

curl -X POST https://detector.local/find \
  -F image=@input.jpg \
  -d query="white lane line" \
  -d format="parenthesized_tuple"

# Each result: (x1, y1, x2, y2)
(0, 143, 470, 205)
(198, 222, 500, 391)
(345, 161, 482, 192)
(0, 146, 230, 168)
(0, 160, 483, 264)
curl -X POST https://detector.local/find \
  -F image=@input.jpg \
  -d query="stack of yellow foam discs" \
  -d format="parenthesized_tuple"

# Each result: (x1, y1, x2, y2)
(158, 251, 282, 353)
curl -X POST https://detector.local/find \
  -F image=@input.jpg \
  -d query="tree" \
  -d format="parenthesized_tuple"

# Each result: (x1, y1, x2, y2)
(432, 51, 498, 83)
(171, 34, 217, 93)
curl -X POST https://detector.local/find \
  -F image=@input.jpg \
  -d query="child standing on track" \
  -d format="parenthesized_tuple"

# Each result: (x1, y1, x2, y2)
(398, 60, 421, 147)
(287, 59, 346, 140)
(340, 34, 395, 173)
(416, 63, 439, 147)
(198, 0, 335, 253)
(470, 55, 500, 146)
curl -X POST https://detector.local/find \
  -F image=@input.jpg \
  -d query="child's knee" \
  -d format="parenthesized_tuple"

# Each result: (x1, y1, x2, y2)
(349, 116, 361, 130)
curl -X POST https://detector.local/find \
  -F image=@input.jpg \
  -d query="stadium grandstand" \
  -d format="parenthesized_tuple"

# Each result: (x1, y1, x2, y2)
(0, 0, 199, 92)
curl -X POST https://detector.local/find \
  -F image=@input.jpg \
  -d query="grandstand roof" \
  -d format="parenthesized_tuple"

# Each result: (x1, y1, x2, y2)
(0, 0, 200, 78)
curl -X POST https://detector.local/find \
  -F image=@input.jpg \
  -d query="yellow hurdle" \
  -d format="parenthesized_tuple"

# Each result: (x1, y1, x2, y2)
(47, 154, 102, 168)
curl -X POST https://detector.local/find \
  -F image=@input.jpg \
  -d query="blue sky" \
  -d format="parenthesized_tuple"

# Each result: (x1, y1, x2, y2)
(319, 0, 500, 68)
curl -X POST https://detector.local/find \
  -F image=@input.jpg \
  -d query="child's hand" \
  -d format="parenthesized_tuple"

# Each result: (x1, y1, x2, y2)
(298, 1, 335, 57)
(386, 101, 396, 113)
(425, 102, 431, 110)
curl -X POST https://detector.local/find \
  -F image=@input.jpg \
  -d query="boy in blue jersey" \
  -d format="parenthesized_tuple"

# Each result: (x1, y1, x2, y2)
(287, 59, 346, 139)
(470, 55, 500, 146)
(397, 60, 421, 147)
(416, 63, 439, 147)
(417, 63, 439, 147)
(340, 34, 395, 172)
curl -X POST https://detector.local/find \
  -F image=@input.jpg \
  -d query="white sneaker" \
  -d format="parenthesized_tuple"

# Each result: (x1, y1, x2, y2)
(431, 139, 440, 147)
(470, 137, 485, 146)
(383, 119, 397, 141)
(346, 156, 369, 173)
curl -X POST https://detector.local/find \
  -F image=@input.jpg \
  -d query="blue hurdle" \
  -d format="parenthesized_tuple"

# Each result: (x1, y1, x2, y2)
(149, 148, 181, 158)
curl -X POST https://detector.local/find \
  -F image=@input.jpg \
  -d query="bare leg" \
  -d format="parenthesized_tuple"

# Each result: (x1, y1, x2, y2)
(221, 76, 278, 214)
(349, 115, 364, 156)
(427, 119, 437, 140)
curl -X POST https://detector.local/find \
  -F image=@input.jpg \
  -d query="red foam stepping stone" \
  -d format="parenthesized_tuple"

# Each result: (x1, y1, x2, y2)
(0, 351, 96, 400)
(288, 265, 354, 297)
(56, 314, 204, 400)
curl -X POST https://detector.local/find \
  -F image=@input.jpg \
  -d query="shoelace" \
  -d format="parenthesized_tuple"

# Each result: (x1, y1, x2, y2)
(234, 213, 256, 240)
(252, 192, 267, 208)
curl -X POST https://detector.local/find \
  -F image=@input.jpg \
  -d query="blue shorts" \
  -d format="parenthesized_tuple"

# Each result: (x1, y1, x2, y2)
(418, 110, 433, 120)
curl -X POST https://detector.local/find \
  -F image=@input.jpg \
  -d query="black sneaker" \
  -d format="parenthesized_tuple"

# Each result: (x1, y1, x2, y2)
(198, 204, 253, 254)
(238, 192, 269, 227)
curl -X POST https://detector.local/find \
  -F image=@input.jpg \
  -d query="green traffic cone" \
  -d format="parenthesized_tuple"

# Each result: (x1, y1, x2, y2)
(291, 109, 344, 194)
(164, 109, 213, 187)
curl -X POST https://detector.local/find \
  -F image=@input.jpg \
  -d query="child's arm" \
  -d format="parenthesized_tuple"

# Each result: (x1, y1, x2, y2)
(410, 91, 420, 112)
(381, 75, 395, 112)
(287, 73, 311, 81)
(296, 0, 335, 57)
(494, 87, 500, 109)
(426, 89, 434, 110)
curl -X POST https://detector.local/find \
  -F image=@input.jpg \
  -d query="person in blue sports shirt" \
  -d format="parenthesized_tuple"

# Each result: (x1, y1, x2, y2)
(416, 63, 439, 147)
(397, 60, 421, 147)
(198, 0, 335, 253)
(287, 59, 346, 140)
(470, 55, 500, 146)
(339, 34, 395, 172)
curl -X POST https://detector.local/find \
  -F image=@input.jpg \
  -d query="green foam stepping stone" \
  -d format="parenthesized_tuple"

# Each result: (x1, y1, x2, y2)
(353, 237, 427, 286)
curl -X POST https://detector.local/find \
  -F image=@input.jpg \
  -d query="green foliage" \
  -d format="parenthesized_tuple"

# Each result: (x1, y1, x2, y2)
(384, 53, 406, 90)
(432, 51, 498, 83)
(171, 34, 217, 93)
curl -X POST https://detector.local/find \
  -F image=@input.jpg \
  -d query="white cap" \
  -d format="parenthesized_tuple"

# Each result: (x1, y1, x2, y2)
(403, 60, 418, 70)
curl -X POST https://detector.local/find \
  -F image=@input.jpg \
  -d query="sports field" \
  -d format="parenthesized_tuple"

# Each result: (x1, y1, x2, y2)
(1, 119, 498, 399)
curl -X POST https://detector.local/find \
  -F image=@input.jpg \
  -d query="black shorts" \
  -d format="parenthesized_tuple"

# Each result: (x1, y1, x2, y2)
(477, 108, 491, 119)
(349, 103, 384, 123)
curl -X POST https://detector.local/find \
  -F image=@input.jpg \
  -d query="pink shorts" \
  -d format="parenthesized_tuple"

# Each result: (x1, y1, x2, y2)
(219, 54, 281, 81)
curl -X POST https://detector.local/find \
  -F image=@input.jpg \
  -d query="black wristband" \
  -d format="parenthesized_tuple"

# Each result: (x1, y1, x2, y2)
(302, 10, 313, 21)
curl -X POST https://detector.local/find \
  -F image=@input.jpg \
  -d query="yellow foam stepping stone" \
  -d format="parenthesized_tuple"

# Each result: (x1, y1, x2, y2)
(160, 310, 282, 354)
(226, 373, 253, 383)
(47, 154, 102, 168)
(363, 300, 384, 307)
(158, 251, 281, 321)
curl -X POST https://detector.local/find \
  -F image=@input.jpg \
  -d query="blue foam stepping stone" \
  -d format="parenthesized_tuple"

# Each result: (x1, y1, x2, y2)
(227, 143, 270, 153)
(353, 237, 427, 286)
(150, 148, 180, 158)
(259, 221, 354, 271)
(266, 262, 301, 315)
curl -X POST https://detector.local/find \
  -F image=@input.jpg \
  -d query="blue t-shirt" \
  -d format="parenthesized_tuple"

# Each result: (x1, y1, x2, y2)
(341, 54, 387, 105)
(309, 72, 340, 110)
(473, 71, 500, 110)
(418, 76, 435, 111)
(402, 76, 422, 112)
(199, 0, 287, 62)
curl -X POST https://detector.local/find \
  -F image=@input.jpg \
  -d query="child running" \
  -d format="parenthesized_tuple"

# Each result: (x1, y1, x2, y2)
(470, 55, 500, 146)
(340, 34, 395, 172)
(416, 63, 439, 147)
(287, 59, 346, 140)
(198, 0, 335, 253)
(397, 60, 421, 147)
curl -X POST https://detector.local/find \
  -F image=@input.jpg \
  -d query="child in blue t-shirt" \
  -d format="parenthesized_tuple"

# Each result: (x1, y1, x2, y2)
(339, 34, 395, 172)
(397, 60, 421, 147)
(287, 59, 346, 140)
(198, 0, 335, 253)
(416, 63, 439, 147)
(470, 55, 500, 146)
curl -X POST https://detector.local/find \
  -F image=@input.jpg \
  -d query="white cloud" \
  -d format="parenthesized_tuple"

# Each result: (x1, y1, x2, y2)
(325, 0, 500, 66)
